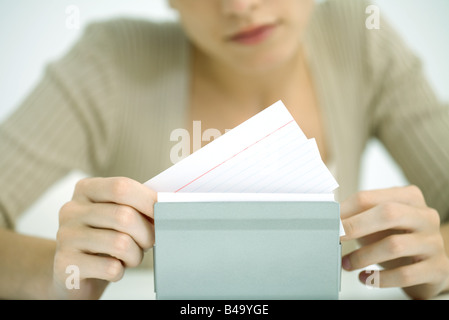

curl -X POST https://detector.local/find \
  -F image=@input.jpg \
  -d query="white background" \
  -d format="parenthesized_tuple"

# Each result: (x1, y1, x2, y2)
(0, 0, 447, 239)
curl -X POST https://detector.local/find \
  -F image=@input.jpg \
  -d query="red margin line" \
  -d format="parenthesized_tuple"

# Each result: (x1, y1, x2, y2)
(174, 119, 295, 193)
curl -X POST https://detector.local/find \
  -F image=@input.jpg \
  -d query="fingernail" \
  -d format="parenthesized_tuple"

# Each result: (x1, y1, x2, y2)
(359, 270, 369, 283)
(342, 255, 352, 270)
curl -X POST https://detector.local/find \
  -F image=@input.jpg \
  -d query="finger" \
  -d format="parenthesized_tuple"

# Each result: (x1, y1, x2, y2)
(359, 260, 435, 289)
(341, 185, 426, 219)
(68, 228, 144, 268)
(82, 203, 155, 250)
(73, 177, 157, 219)
(341, 202, 431, 241)
(59, 201, 155, 250)
(342, 233, 431, 271)
(56, 250, 125, 283)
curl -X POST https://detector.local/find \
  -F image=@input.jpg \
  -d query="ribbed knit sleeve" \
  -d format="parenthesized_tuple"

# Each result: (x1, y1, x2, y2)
(364, 7, 449, 221)
(0, 23, 120, 228)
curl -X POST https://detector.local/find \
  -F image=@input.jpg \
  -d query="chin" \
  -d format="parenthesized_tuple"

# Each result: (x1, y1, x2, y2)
(224, 26, 302, 75)
(230, 44, 300, 76)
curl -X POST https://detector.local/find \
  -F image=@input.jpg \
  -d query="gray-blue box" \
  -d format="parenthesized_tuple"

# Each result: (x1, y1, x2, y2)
(153, 201, 341, 300)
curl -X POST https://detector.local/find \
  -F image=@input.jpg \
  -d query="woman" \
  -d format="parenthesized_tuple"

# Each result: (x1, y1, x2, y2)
(0, 0, 448, 300)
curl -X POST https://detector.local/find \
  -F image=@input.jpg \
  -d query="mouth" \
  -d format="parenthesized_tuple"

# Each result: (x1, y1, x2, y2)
(227, 23, 278, 46)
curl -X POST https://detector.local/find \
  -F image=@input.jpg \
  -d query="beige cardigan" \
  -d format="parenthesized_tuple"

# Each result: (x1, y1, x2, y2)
(1, 0, 449, 229)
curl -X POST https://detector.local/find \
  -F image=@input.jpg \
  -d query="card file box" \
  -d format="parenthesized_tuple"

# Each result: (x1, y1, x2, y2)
(153, 201, 341, 300)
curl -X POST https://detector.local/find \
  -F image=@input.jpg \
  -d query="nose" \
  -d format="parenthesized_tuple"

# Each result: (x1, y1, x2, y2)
(222, 0, 261, 16)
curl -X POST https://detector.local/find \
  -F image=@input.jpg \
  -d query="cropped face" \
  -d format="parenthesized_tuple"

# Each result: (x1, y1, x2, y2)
(170, 0, 315, 74)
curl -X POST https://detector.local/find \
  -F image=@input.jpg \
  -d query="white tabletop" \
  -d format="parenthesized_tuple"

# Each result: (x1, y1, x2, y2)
(100, 267, 449, 300)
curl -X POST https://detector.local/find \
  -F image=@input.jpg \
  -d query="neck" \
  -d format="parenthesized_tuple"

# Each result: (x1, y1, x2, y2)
(193, 44, 307, 109)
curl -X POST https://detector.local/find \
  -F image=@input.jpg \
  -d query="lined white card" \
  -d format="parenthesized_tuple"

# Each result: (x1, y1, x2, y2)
(145, 101, 338, 194)
(157, 192, 336, 203)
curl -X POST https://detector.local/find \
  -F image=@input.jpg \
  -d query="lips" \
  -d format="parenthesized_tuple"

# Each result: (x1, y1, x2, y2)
(228, 24, 277, 45)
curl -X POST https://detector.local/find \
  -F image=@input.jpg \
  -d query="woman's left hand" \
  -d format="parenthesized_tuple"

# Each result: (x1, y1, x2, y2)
(340, 185, 449, 299)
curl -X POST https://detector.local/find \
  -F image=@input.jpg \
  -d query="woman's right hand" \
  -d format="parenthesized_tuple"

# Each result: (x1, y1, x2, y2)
(51, 177, 157, 299)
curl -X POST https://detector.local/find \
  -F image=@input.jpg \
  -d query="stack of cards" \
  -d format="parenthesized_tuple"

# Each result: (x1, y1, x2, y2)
(145, 100, 339, 195)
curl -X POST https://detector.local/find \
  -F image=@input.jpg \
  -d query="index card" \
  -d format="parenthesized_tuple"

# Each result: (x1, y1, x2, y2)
(145, 101, 338, 194)
(157, 192, 336, 203)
